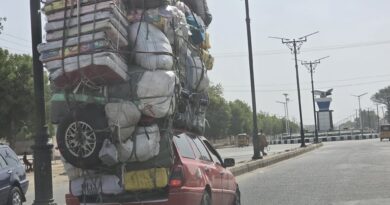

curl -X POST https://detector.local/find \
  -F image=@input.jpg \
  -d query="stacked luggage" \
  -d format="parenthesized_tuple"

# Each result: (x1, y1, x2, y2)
(39, 0, 213, 201)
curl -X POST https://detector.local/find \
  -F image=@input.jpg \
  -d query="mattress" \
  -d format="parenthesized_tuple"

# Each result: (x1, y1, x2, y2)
(45, 6, 128, 32)
(38, 31, 127, 52)
(46, 18, 127, 42)
(47, 52, 129, 88)
(43, 0, 124, 14)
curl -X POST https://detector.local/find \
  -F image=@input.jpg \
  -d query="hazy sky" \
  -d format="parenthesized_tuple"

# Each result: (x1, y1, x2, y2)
(1, 0, 390, 127)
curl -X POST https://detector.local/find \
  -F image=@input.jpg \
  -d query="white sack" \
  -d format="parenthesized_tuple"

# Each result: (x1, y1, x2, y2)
(70, 175, 123, 196)
(185, 50, 210, 92)
(105, 102, 141, 142)
(116, 124, 161, 162)
(129, 22, 173, 70)
(137, 71, 177, 118)
(98, 139, 119, 166)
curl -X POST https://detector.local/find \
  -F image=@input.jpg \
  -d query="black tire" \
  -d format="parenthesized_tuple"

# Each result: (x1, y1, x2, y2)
(234, 187, 241, 205)
(200, 191, 212, 205)
(56, 104, 109, 169)
(7, 187, 22, 205)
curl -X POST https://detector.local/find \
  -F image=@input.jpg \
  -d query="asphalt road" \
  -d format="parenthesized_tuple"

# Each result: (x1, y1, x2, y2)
(217, 144, 300, 163)
(237, 139, 390, 205)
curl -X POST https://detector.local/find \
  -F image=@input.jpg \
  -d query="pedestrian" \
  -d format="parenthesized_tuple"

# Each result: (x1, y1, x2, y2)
(23, 152, 33, 172)
(259, 130, 268, 156)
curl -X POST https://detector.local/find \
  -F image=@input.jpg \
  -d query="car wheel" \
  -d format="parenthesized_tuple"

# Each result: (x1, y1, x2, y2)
(200, 191, 211, 205)
(234, 188, 241, 205)
(7, 187, 22, 205)
(56, 105, 109, 169)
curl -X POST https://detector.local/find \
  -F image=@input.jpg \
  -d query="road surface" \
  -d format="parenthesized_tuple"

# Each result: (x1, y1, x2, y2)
(237, 139, 390, 205)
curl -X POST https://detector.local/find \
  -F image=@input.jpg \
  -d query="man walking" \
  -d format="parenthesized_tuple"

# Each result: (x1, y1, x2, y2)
(259, 130, 268, 156)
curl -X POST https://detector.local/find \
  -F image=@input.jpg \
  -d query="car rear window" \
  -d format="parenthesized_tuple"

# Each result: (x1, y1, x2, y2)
(173, 134, 195, 159)
(381, 125, 390, 131)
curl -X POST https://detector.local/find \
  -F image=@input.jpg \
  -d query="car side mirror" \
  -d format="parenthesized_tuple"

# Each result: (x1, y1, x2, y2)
(224, 158, 235, 168)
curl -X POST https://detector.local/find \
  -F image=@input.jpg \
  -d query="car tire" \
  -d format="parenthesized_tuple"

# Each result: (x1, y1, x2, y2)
(56, 104, 109, 169)
(200, 191, 212, 205)
(7, 186, 22, 205)
(234, 187, 241, 205)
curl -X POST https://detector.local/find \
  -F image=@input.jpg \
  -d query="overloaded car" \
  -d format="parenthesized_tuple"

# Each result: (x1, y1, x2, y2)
(65, 131, 240, 205)
(0, 145, 29, 205)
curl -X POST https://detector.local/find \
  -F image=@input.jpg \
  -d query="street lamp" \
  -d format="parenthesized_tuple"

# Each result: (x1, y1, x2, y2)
(244, 0, 262, 159)
(30, 0, 56, 204)
(283, 93, 291, 138)
(352, 93, 368, 137)
(276, 101, 288, 139)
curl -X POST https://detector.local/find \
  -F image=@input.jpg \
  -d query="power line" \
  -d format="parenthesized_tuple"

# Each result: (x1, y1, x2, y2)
(2, 33, 31, 43)
(222, 73, 390, 88)
(223, 79, 390, 93)
(0, 37, 31, 49)
(214, 39, 390, 58)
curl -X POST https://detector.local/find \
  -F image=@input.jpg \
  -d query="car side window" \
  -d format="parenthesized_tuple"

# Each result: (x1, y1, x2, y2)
(203, 140, 224, 165)
(191, 138, 212, 162)
(173, 134, 196, 159)
(0, 154, 8, 169)
(2, 149, 20, 167)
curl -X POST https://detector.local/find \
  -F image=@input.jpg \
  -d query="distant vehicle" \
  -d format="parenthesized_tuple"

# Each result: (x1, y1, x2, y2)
(379, 124, 390, 141)
(65, 131, 240, 205)
(237, 133, 250, 147)
(0, 145, 29, 205)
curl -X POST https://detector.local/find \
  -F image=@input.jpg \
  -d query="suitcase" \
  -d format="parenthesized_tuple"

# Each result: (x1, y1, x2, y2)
(123, 168, 169, 191)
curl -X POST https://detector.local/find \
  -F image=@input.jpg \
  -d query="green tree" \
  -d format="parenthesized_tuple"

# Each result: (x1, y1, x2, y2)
(229, 100, 252, 135)
(0, 48, 35, 145)
(205, 84, 231, 139)
(371, 86, 390, 122)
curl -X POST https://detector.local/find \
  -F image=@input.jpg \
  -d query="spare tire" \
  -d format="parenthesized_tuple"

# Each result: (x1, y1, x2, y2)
(56, 104, 109, 169)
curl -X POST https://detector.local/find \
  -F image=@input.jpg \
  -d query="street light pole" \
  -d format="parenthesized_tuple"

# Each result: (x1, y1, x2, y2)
(283, 93, 291, 138)
(353, 93, 368, 137)
(30, 1, 56, 205)
(276, 101, 288, 137)
(244, 0, 261, 159)
(270, 31, 319, 147)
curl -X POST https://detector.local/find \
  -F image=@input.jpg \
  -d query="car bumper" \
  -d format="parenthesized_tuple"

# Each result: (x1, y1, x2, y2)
(66, 187, 204, 205)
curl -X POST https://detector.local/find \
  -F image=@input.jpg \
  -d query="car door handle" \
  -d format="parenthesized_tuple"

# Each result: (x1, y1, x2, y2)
(7, 170, 12, 174)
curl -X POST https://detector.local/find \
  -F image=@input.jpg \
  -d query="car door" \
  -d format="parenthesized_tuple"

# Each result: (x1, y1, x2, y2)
(190, 137, 224, 204)
(0, 149, 11, 205)
(203, 140, 236, 205)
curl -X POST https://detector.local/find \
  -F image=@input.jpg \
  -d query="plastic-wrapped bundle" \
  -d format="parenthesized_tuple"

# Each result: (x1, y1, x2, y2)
(184, 49, 210, 92)
(61, 157, 96, 180)
(127, 5, 189, 46)
(129, 22, 173, 70)
(117, 124, 161, 162)
(98, 139, 119, 166)
(181, 0, 212, 26)
(137, 70, 177, 118)
(105, 102, 141, 142)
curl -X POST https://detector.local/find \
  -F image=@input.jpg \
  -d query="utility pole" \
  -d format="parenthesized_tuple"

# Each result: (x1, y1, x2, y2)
(244, 0, 261, 159)
(30, 0, 56, 205)
(352, 93, 368, 137)
(270, 31, 319, 147)
(283, 93, 291, 138)
(300, 56, 329, 143)
(276, 101, 288, 138)
(367, 108, 371, 130)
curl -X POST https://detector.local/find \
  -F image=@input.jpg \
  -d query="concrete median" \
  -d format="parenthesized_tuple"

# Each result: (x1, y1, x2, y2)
(229, 143, 323, 177)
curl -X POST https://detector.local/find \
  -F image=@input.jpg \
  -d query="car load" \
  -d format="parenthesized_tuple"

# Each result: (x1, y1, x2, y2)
(39, 0, 214, 202)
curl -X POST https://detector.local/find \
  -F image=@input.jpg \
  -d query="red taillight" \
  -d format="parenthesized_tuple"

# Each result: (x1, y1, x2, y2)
(65, 193, 80, 205)
(169, 165, 184, 188)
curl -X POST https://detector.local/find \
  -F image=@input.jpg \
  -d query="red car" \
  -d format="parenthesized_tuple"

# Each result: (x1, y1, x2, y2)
(66, 132, 240, 205)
